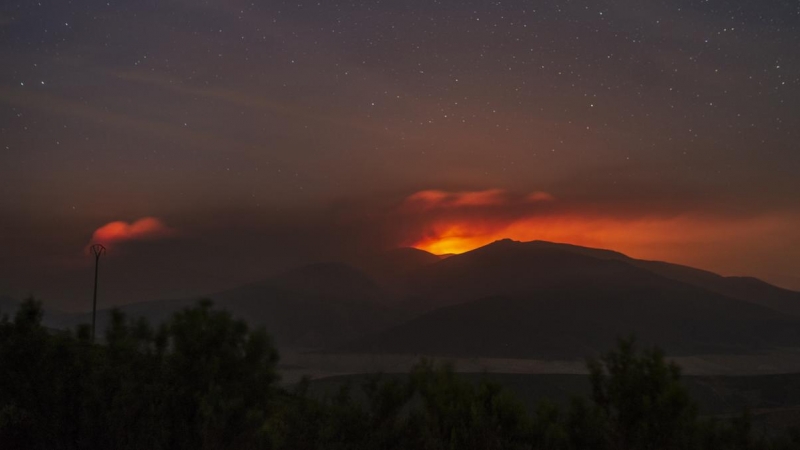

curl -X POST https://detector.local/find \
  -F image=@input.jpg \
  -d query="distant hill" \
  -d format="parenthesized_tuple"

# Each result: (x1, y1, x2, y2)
(393, 240, 800, 315)
(393, 239, 686, 312)
(47, 239, 800, 359)
(518, 241, 800, 317)
(54, 262, 398, 349)
(2, 295, 75, 333)
(209, 262, 396, 348)
(350, 247, 442, 286)
(341, 240, 800, 359)
(342, 288, 800, 359)
(267, 262, 382, 301)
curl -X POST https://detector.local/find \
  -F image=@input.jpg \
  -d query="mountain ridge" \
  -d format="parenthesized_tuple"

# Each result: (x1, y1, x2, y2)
(484, 240, 800, 316)
(34, 240, 800, 359)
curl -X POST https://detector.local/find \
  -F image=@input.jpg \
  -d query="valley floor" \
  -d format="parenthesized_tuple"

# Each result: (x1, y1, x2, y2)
(278, 347, 800, 384)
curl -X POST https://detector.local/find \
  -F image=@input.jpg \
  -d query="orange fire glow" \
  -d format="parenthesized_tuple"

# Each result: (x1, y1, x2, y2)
(402, 187, 796, 271)
(412, 213, 791, 263)
(412, 216, 641, 255)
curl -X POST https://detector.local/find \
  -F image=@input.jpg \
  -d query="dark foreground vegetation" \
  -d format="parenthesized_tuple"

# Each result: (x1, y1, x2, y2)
(2, 299, 800, 450)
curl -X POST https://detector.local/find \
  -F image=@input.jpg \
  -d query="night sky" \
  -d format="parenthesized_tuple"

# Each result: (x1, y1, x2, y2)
(1, 0, 799, 311)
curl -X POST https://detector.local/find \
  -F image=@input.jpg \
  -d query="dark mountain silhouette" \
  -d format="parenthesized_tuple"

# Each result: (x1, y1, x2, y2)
(518, 241, 800, 317)
(349, 247, 443, 286)
(342, 288, 800, 359)
(208, 262, 395, 347)
(52, 262, 396, 349)
(393, 239, 682, 312)
(267, 262, 382, 301)
(341, 239, 800, 359)
(44, 239, 800, 359)
(392, 239, 800, 315)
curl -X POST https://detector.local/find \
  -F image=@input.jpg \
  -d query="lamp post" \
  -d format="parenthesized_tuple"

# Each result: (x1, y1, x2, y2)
(90, 244, 106, 342)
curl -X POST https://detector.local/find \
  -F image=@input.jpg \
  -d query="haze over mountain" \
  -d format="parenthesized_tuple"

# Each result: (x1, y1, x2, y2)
(520, 241, 800, 318)
(349, 247, 444, 286)
(37, 240, 800, 360)
(47, 259, 408, 349)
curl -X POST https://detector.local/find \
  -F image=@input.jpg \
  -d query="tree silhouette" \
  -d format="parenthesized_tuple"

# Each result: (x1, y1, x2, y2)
(2, 300, 799, 449)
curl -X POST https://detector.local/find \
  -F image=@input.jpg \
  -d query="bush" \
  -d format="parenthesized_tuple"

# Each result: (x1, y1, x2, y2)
(1, 300, 797, 450)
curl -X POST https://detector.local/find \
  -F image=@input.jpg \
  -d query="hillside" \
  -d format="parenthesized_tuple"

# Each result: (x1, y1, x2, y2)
(342, 287, 800, 359)
(52, 262, 397, 349)
(518, 241, 800, 317)
(43, 239, 800, 359)
(342, 240, 800, 359)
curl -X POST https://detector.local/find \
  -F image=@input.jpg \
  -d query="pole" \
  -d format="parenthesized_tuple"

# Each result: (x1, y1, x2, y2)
(90, 244, 106, 342)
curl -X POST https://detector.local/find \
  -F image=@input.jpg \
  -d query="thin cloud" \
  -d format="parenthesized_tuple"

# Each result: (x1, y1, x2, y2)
(404, 189, 555, 211)
(89, 217, 175, 248)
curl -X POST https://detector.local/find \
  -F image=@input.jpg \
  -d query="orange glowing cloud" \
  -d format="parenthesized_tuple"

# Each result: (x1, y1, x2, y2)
(404, 189, 510, 210)
(411, 214, 763, 257)
(89, 217, 174, 248)
(401, 189, 796, 271)
(526, 191, 556, 203)
(401, 188, 558, 254)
